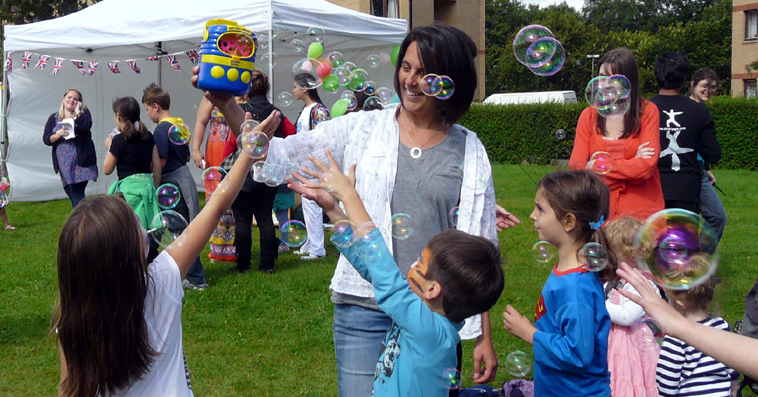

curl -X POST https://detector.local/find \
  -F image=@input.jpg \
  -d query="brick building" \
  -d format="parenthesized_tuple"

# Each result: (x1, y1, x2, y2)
(327, 0, 486, 101)
(732, 0, 758, 97)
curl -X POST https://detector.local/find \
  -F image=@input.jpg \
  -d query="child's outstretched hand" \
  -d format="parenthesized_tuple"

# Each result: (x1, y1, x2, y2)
(299, 149, 357, 203)
(616, 262, 685, 337)
(503, 305, 536, 345)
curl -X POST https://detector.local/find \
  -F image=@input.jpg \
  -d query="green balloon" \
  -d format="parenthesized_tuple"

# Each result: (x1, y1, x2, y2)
(347, 74, 366, 91)
(323, 75, 340, 93)
(331, 98, 349, 117)
(307, 42, 324, 59)
(390, 45, 400, 68)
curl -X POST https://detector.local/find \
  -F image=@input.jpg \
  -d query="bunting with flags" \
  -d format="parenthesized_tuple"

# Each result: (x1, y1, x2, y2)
(21, 52, 32, 69)
(85, 61, 98, 76)
(185, 49, 199, 65)
(71, 60, 87, 75)
(35, 55, 50, 70)
(146, 55, 160, 61)
(166, 55, 181, 72)
(5, 51, 13, 72)
(108, 61, 120, 74)
(51, 58, 64, 75)
(126, 59, 142, 75)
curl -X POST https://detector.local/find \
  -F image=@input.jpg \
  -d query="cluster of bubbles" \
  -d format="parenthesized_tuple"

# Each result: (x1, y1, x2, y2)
(238, 120, 270, 160)
(505, 351, 532, 377)
(280, 220, 308, 247)
(329, 221, 388, 260)
(250, 139, 299, 187)
(630, 317, 665, 351)
(532, 240, 557, 264)
(578, 242, 609, 272)
(589, 151, 614, 175)
(147, 210, 189, 249)
(203, 166, 227, 196)
(391, 213, 414, 240)
(634, 208, 719, 291)
(420, 74, 456, 100)
(585, 75, 632, 118)
(513, 25, 565, 76)
(167, 122, 191, 145)
(156, 183, 181, 210)
(441, 368, 462, 390)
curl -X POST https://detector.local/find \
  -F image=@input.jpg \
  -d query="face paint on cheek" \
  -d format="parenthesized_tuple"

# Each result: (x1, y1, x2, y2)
(410, 278, 425, 293)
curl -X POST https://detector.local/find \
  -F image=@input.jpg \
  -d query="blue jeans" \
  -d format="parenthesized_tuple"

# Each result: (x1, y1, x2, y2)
(333, 303, 392, 397)
(700, 172, 727, 243)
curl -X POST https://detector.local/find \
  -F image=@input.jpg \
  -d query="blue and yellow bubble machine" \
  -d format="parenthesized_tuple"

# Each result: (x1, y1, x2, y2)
(196, 19, 257, 96)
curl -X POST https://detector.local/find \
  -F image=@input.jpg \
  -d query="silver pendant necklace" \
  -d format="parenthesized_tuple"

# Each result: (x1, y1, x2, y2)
(400, 109, 442, 159)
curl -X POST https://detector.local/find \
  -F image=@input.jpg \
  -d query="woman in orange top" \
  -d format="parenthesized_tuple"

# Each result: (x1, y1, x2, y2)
(570, 48, 664, 221)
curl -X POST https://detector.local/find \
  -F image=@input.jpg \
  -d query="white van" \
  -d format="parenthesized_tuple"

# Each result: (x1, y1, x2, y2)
(483, 91, 577, 105)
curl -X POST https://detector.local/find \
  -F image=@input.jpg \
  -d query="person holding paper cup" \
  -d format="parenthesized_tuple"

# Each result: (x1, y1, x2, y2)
(43, 88, 98, 208)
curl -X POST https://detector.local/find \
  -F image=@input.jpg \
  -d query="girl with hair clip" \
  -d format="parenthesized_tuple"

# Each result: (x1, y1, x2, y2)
(52, 107, 281, 397)
(104, 96, 162, 232)
(570, 48, 664, 222)
(602, 217, 661, 397)
(503, 170, 612, 397)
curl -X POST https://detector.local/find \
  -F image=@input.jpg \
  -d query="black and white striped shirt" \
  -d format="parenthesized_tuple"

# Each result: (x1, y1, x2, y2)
(656, 316, 739, 396)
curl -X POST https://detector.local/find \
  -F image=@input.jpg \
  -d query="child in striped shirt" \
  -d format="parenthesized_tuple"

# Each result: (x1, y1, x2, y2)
(656, 272, 739, 397)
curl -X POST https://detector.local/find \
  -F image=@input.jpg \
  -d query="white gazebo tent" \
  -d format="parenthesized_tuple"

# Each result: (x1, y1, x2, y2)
(2, 0, 406, 201)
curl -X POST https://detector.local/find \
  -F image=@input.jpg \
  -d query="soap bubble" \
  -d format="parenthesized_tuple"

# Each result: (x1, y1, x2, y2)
(148, 210, 188, 249)
(376, 87, 393, 105)
(579, 242, 609, 272)
(607, 74, 631, 100)
(378, 52, 391, 65)
(585, 75, 632, 117)
(353, 222, 386, 260)
(306, 26, 325, 43)
(203, 166, 227, 196)
(555, 129, 566, 139)
(239, 131, 270, 159)
(589, 151, 614, 175)
(420, 74, 443, 96)
(322, 74, 341, 93)
(533, 240, 557, 263)
(259, 163, 287, 187)
(280, 220, 308, 247)
(363, 96, 383, 111)
(167, 122, 191, 145)
(597, 97, 631, 118)
(524, 37, 558, 67)
(505, 351, 532, 377)
(240, 119, 260, 135)
(527, 39, 565, 76)
(156, 183, 181, 210)
(292, 58, 322, 89)
(442, 368, 462, 390)
(257, 32, 270, 49)
(449, 207, 460, 227)
(635, 209, 719, 290)
(327, 51, 345, 68)
(341, 91, 358, 111)
(367, 54, 380, 68)
(261, 52, 277, 68)
(278, 91, 294, 107)
(330, 219, 354, 248)
(333, 66, 352, 85)
(290, 38, 305, 53)
(391, 213, 414, 240)
(436, 76, 455, 100)
(347, 69, 369, 92)
(363, 80, 378, 95)
(312, 107, 331, 126)
(513, 25, 554, 66)
(630, 317, 665, 352)
(343, 61, 357, 72)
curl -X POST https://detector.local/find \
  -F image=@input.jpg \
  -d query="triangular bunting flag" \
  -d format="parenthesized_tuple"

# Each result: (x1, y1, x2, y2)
(51, 58, 64, 75)
(35, 55, 49, 70)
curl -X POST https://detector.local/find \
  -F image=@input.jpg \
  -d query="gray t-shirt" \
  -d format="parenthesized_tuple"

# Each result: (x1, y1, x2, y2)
(331, 125, 466, 310)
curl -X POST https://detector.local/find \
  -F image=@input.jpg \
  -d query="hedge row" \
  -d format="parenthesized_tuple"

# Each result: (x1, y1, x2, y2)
(459, 97, 758, 170)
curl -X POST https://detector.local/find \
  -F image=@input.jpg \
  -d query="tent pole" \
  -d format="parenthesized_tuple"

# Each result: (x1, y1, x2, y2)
(156, 42, 163, 86)
(0, 51, 8, 169)
(267, 2, 274, 104)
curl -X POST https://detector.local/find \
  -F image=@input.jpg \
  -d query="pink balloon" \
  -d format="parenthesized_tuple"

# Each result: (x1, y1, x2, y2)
(317, 63, 331, 78)
(302, 60, 313, 73)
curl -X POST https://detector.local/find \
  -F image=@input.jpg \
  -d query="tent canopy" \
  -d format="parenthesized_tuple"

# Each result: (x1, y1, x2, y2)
(3, 0, 406, 201)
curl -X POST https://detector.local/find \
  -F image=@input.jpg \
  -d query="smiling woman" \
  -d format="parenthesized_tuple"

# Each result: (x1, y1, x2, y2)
(41, 88, 98, 208)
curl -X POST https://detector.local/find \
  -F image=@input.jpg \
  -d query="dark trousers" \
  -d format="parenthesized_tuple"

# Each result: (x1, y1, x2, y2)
(232, 183, 278, 271)
(664, 199, 700, 214)
(172, 189, 206, 286)
(63, 181, 88, 208)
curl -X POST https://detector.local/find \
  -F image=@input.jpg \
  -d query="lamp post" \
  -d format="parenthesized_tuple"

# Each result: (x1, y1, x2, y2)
(586, 54, 600, 77)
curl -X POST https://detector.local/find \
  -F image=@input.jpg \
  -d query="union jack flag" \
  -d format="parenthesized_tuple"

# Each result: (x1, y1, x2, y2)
(166, 55, 181, 72)
(51, 58, 64, 75)
(71, 60, 86, 75)
(35, 55, 49, 70)
(85, 61, 98, 76)
(21, 52, 32, 69)
(126, 59, 142, 75)
(5, 51, 13, 72)
(185, 49, 199, 65)
(146, 55, 159, 61)
(108, 61, 120, 74)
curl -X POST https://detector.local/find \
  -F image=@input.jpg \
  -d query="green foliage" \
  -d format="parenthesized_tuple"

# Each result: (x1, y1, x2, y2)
(460, 98, 758, 170)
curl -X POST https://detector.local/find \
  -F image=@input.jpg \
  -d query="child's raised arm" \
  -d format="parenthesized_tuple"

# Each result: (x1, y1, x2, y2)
(167, 110, 281, 277)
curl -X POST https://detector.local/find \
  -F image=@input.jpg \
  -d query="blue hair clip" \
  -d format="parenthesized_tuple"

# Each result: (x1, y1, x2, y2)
(589, 215, 605, 230)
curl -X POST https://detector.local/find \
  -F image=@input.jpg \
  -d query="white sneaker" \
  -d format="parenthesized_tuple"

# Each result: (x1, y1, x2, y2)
(301, 253, 324, 260)
(293, 248, 310, 256)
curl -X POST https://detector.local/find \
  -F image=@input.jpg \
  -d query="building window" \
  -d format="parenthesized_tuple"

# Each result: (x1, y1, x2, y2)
(371, 0, 399, 17)
(746, 79, 758, 98)
(747, 10, 758, 40)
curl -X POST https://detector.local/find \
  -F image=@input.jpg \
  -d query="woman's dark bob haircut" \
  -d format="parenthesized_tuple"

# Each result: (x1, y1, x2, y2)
(393, 22, 478, 125)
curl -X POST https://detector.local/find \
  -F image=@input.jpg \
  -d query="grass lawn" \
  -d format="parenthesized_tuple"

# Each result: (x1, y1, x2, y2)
(1, 164, 756, 396)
